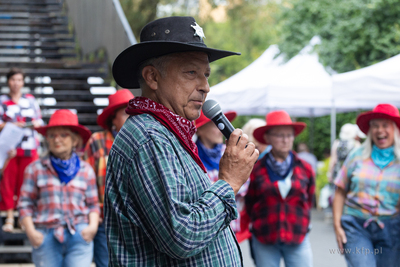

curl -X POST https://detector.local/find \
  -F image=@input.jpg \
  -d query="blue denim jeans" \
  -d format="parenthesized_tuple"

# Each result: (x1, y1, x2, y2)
(93, 222, 109, 267)
(31, 224, 93, 267)
(341, 214, 400, 267)
(251, 234, 313, 267)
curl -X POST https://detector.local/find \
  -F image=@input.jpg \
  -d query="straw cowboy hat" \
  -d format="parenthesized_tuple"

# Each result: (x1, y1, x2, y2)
(195, 110, 237, 129)
(253, 110, 306, 145)
(112, 16, 240, 89)
(35, 109, 92, 144)
(356, 103, 400, 134)
(97, 89, 134, 129)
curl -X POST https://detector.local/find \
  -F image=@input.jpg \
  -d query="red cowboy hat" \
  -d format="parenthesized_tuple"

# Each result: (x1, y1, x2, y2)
(356, 103, 400, 134)
(97, 89, 134, 129)
(253, 110, 306, 145)
(195, 110, 237, 129)
(35, 109, 92, 144)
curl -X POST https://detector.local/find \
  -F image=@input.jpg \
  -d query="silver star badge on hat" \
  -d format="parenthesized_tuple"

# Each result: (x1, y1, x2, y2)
(191, 22, 206, 40)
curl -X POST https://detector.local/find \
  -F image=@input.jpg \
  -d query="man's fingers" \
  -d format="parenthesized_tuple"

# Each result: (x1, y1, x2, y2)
(237, 133, 249, 149)
(226, 129, 242, 146)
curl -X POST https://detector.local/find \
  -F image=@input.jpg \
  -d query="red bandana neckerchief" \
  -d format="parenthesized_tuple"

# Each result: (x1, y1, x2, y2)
(125, 97, 207, 173)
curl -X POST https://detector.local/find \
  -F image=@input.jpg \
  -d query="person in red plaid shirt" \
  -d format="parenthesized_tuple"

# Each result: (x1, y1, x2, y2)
(246, 110, 315, 267)
(83, 89, 134, 267)
(18, 109, 100, 267)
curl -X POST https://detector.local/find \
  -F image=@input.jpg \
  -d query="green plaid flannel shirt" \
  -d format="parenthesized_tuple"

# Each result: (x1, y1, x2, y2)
(104, 114, 242, 266)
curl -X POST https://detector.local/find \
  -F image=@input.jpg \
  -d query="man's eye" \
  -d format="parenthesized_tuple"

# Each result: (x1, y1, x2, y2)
(188, 71, 196, 75)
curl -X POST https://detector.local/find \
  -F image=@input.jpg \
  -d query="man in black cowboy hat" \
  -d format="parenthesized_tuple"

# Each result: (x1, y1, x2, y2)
(105, 16, 258, 266)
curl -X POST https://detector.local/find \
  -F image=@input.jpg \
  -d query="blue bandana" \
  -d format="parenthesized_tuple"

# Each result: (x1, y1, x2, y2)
(264, 151, 294, 182)
(50, 152, 81, 184)
(371, 145, 395, 169)
(196, 139, 223, 171)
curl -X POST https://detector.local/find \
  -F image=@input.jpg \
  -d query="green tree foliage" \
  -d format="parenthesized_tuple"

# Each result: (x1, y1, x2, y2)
(201, 0, 282, 85)
(120, 0, 281, 86)
(119, 0, 163, 38)
(278, 0, 400, 73)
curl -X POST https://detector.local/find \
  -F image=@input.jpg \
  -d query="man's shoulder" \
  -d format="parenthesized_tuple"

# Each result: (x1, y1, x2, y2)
(112, 114, 175, 158)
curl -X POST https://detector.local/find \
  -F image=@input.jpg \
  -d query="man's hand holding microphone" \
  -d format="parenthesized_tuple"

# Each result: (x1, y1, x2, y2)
(202, 100, 259, 195)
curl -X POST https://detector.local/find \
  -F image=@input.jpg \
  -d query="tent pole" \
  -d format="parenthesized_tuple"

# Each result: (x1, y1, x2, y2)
(310, 108, 315, 154)
(331, 99, 336, 146)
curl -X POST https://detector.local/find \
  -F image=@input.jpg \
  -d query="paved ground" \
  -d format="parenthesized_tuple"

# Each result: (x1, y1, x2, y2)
(0, 210, 346, 267)
(240, 209, 347, 267)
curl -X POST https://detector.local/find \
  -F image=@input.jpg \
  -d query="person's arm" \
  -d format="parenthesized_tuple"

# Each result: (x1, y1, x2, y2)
(81, 165, 100, 242)
(333, 187, 347, 252)
(327, 140, 339, 182)
(82, 135, 98, 177)
(20, 216, 44, 248)
(31, 96, 44, 127)
(107, 129, 257, 260)
(307, 167, 316, 209)
(18, 163, 43, 247)
(81, 212, 100, 242)
(219, 130, 258, 195)
(331, 150, 356, 253)
(245, 172, 257, 218)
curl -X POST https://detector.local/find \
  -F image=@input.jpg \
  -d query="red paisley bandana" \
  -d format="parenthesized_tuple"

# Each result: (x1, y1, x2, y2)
(126, 97, 207, 173)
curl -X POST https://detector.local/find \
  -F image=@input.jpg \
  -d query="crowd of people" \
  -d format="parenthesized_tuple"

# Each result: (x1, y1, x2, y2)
(1, 15, 399, 267)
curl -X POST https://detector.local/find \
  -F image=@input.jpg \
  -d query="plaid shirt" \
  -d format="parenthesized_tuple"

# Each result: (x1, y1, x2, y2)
(105, 114, 242, 267)
(335, 147, 400, 227)
(83, 130, 114, 214)
(245, 151, 315, 245)
(18, 156, 100, 240)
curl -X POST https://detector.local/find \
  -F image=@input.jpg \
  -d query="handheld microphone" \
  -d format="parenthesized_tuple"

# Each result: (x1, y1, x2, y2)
(202, 99, 235, 139)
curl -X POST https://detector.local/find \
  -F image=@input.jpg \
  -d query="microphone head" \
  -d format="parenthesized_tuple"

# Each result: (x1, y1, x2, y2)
(202, 99, 222, 119)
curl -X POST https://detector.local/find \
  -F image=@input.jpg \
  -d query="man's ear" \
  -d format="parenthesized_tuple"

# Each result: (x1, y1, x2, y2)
(141, 65, 159, 91)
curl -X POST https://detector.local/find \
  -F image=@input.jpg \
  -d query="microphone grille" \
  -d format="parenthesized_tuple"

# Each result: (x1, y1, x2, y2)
(202, 99, 221, 119)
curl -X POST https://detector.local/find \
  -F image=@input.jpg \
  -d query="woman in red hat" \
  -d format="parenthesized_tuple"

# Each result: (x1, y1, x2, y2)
(83, 89, 134, 267)
(333, 103, 400, 267)
(245, 110, 315, 267)
(18, 109, 100, 267)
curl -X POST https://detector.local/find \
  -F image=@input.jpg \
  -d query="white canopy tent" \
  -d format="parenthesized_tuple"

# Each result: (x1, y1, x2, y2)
(208, 38, 341, 117)
(332, 54, 400, 109)
(208, 39, 400, 143)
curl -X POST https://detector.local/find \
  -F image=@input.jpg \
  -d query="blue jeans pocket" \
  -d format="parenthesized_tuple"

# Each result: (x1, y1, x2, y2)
(33, 228, 48, 249)
(76, 223, 91, 245)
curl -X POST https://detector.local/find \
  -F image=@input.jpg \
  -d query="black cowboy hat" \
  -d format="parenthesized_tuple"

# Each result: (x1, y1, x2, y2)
(112, 16, 241, 89)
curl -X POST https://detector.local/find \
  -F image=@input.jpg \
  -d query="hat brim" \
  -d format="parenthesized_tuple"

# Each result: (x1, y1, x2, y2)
(97, 102, 129, 130)
(356, 112, 400, 134)
(253, 123, 306, 145)
(196, 111, 237, 129)
(35, 124, 92, 144)
(112, 41, 240, 89)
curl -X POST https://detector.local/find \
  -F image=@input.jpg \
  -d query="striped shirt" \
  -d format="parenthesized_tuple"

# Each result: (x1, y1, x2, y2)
(18, 156, 100, 236)
(335, 147, 400, 225)
(104, 114, 242, 267)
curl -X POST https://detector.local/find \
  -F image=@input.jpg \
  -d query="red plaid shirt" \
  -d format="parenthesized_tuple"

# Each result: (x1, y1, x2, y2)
(245, 151, 315, 245)
(18, 156, 100, 242)
(83, 130, 114, 214)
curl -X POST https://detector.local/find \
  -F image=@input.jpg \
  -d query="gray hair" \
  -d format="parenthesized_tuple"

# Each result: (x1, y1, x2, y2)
(137, 54, 177, 88)
(361, 121, 400, 160)
(242, 118, 266, 143)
